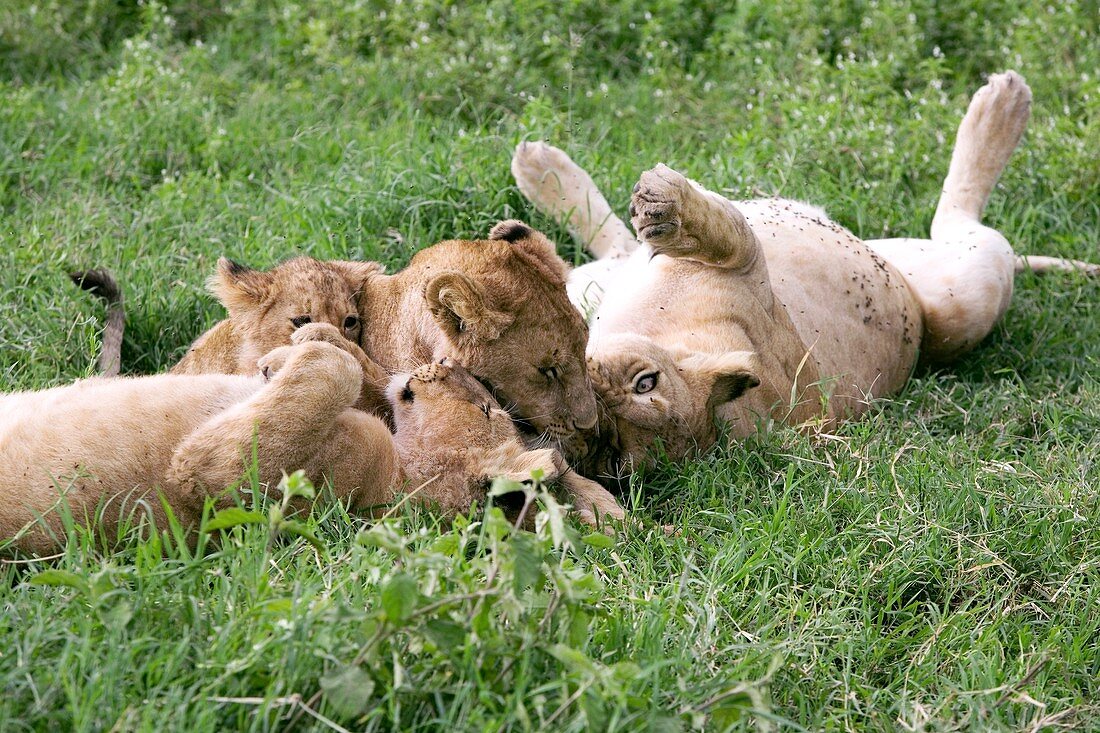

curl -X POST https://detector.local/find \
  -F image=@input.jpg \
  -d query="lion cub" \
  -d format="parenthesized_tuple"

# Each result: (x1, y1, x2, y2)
(81, 222, 599, 444)
(0, 324, 610, 555)
(75, 256, 391, 414)
(173, 256, 392, 414)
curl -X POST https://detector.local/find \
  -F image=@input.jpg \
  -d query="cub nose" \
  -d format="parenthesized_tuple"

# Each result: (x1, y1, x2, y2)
(571, 412, 598, 432)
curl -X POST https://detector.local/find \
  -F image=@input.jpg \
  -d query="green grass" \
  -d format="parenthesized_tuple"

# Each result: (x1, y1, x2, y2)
(2, 0, 1099, 730)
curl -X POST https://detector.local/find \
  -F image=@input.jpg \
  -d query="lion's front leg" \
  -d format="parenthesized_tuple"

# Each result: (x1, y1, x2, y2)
(557, 469, 626, 527)
(630, 164, 760, 271)
(511, 141, 636, 260)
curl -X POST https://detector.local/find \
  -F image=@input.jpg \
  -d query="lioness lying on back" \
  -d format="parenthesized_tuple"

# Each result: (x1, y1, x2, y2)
(512, 71, 1097, 479)
(0, 323, 618, 555)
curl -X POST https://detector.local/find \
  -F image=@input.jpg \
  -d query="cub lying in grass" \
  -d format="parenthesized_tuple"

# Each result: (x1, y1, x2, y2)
(79, 221, 600, 444)
(512, 71, 1096, 480)
(0, 324, 617, 555)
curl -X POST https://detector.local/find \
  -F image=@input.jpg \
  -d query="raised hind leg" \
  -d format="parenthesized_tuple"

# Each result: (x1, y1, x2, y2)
(166, 327, 393, 519)
(864, 71, 1031, 363)
(511, 141, 636, 259)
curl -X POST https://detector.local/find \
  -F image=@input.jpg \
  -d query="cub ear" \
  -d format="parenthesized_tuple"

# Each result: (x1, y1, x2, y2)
(489, 219, 569, 284)
(678, 351, 761, 410)
(208, 257, 274, 314)
(330, 260, 385, 294)
(425, 271, 514, 343)
(491, 447, 565, 485)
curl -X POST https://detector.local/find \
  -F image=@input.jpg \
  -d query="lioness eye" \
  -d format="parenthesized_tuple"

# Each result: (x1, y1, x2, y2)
(343, 315, 360, 330)
(290, 315, 312, 328)
(539, 366, 560, 382)
(634, 372, 659, 394)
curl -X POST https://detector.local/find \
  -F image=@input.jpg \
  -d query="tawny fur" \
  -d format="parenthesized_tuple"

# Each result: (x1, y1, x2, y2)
(512, 71, 1084, 475)
(172, 256, 392, 415)
(164, 227, 597, 442)
(0, 324, 621, 555)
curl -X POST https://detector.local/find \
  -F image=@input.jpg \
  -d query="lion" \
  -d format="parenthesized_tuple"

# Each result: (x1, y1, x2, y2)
(74, 257, 392, 414)
(77, 223, 598, 443)
(511, 71, 1097, 478)
(0, 323, 623, 555)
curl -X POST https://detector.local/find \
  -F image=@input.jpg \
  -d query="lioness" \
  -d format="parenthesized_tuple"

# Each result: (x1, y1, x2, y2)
(0, 324, 619, 555)
(85, 223, 599, 442)
(511, 72, 1094, 477)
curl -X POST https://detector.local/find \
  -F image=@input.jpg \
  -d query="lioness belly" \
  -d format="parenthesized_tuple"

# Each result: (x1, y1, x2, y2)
(740, 200, 922, 414)
(0, 374, 261, 543)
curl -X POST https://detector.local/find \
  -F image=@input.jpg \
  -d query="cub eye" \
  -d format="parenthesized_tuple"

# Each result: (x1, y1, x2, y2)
(633, 372, 659, 395)
(343, 315, 360, 331)
(290, 315, 312, 328)
(539, 366, 560, 382)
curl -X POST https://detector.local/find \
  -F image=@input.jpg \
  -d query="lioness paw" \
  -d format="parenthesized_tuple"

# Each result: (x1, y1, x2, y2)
(630, 164, 688, 245)
(511, 141, 586, 211)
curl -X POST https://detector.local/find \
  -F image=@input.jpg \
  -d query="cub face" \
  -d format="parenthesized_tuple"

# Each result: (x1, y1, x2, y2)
(578, 334, 760, 478)
(388, 357, 520, 453)
(210, 256, 381, 359)
(386, 357, 565, 514)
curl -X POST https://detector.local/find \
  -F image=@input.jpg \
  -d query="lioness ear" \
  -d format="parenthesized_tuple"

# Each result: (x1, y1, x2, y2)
(679, 351, 761, 410)
(425, 271, 514, 343)
(209, 257, 274, 314)
(330, 260, 385, 294)
(489, 219, 569, 284)
(491, 448, 565, 484)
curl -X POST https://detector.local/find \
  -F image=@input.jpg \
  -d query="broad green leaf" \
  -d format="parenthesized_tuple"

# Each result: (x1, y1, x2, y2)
(319, 664, 374, 719)
(538, 492, 568, 549)
(567, 609, 590, 648)
(512, 532, 543, 595)
(280, 519, 326, 554)
(548, 643, 598, 676)
(259, 598, 294, 615)
(489, 476, 525, 497)
(423, 618, 466, 650)
(581, 531, 615, 549)
(380, 573, 418, 622)
(205, 508, 266, 531)
(29, 569, 88, 592)
(357, 524, 406, 553)
(431, 532, 460, 556)
(279, 469, 316, 500)
(95, 593, 134, 630)
(709, 696, 751, 730)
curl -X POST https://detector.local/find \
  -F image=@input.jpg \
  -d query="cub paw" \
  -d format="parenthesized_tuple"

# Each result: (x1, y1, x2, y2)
(291, 322, 345, 346)
(629, 164, 689, 247)
(257, 345, 295, 381)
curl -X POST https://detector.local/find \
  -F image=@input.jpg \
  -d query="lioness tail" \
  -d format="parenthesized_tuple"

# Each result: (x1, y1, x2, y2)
(1014, 255, 1100, 276)
(70, 269, 124, 377)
